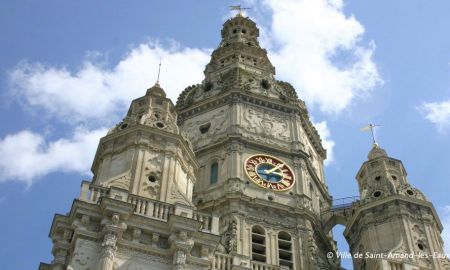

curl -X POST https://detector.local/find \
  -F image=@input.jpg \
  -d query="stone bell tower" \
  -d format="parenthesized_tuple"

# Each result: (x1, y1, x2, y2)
(38, 10, 450, 270)
(176, 14, 340, 270)
(39, 83, 221, 270)
(344, 144, 450, 270)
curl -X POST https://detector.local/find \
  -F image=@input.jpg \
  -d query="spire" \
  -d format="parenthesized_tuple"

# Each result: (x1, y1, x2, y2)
(156, 57, 161, 85)
(146, 58, 166, 97)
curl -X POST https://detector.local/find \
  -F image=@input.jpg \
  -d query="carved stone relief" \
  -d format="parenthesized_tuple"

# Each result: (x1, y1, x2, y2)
(182, 107, 229, 148)
(108, 174, 131, 190)
(170, 184, 191, 206)
(242, 107, 290, 148)
(141, 152, 163, 198)
(243, 107, 289, 139)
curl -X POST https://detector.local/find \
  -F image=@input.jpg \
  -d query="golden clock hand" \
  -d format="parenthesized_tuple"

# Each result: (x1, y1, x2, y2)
(265, 163, 284, 174)
(271, 171, 284, 177)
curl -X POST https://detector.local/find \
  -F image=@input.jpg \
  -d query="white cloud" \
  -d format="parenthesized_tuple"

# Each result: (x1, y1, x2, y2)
(314, 121, 335, 165)
(9, 42, 211, 125)
(5, 0, 382, 182)
(8, 0, 381, 123)
(0, 127, 107, 185)
(260, 0, 382, 113)
(440, 206, 450, 254)
(6, 42, 211, 184)
(418, 100, 450, 132)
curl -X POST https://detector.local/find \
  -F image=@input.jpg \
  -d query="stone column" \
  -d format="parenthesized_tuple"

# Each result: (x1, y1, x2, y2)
(97, 232, 117, 270)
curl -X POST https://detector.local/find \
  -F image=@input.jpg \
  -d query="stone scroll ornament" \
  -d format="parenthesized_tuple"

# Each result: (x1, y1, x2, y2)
(244, 154, 295, 191)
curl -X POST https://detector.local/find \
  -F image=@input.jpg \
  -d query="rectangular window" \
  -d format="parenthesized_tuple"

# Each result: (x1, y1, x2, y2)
(252, 226, 266, 263)
(278, 232, 293, 269)
(210, 163, 218, 184)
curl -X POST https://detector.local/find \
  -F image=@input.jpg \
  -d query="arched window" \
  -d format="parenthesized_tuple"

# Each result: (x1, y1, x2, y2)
(210, 162, 218, 184)
(278, 231, 293, 269)
(251, 226, 266, 262)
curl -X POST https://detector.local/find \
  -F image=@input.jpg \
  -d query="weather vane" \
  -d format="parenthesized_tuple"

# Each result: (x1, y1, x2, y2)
(230, 5, 251, 16)
(360, 124, 381, 145)
(156, 57, 161, 84)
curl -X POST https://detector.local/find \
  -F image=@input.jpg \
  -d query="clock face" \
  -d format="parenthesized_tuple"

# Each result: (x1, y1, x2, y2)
(244, 154, 295, 191)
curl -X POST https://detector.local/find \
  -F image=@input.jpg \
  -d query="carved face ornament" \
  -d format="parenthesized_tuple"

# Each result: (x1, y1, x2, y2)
(244, 154, 295, 191)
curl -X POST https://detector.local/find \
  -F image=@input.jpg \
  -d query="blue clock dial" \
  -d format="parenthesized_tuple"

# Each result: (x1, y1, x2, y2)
(256, 163, 283, 182)
(244, 154, 295, 191)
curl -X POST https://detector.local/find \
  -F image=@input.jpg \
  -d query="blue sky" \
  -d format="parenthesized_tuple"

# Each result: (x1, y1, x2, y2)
(1, 1, 450, 269)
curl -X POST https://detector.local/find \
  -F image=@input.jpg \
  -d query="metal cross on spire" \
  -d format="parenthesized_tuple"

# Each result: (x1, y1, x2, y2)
(360, 124, 382, 145)
(230, 5, 251, 16)
(156, 57, 162, 84)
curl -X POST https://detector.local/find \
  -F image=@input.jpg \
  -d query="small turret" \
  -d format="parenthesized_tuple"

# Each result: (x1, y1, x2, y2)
(345, 143, 448, 270)
(91, 82, 197, 205)
(219, 14, 260, 48)
(146, 82, 166, 97)
(356, 143, 426, 203)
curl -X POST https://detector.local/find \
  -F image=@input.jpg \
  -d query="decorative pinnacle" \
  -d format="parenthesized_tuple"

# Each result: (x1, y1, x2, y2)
(360, 124, 381, 145)
(230, 5, 251, 16)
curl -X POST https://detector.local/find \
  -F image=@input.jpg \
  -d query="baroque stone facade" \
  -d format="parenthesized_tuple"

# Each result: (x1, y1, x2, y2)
(39, 14, 449, 270)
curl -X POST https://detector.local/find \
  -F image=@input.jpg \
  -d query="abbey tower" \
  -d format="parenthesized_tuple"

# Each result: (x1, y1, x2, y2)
(39, 14, 449, 270)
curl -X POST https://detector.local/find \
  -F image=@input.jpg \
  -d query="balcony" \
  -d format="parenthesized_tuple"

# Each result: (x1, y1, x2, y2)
(79, 181, 218, 234)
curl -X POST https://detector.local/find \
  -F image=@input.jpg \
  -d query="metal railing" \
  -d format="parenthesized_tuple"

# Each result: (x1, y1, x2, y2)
(331, 196, 360, 210)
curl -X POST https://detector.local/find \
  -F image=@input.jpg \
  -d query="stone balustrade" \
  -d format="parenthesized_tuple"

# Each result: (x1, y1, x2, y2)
(79, 181, 219, 233)
(251, 261, 287, 270)
(127, 194, 173, 221)
(212, 252, 232, 270)
(193, 211, 212, 232)
(80, 181, 109, 203)
(212, 254, 289, 270)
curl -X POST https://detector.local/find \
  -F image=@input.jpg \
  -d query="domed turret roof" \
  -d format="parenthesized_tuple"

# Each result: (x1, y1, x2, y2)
(146, 82, 167, 97)
(368, 143, 388, 160)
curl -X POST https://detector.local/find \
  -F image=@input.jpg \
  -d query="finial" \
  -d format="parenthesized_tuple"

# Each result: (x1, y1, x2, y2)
(360, 124, 381, 145)
(155, 57, 162, 86)
(230, 5, 251, 17)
